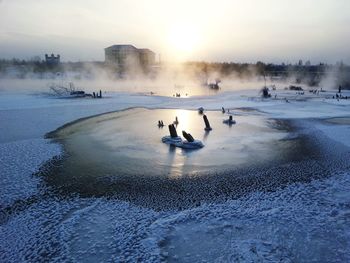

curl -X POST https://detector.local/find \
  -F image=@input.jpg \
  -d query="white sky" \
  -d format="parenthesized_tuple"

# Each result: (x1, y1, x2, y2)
(0, 0, 349, 63)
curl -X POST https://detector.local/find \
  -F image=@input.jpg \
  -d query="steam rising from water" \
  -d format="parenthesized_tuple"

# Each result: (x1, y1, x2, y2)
(0, 63, 295, 96)
(1, 60, 347, 97)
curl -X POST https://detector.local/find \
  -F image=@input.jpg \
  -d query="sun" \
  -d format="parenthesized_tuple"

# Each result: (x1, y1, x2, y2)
(167, 23, 200, 57)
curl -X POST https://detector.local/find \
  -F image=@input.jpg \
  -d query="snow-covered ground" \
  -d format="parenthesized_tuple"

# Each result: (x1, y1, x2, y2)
(1, 86, 350, 262)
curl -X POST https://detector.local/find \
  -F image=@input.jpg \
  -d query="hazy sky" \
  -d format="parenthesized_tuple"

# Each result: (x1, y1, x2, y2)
(0, 0, 349, 63)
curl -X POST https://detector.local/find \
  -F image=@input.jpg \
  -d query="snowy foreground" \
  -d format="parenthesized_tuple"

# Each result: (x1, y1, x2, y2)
(1, 88, 350, 262)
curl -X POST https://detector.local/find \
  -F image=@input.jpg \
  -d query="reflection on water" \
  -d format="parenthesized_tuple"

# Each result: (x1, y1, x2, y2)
(49, 109, 294, 184)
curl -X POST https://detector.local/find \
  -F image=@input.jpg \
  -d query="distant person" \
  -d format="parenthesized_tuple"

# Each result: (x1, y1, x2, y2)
(223, 115, 236, 125)
(339, 85, 342, 93)
(158, 120, 164, 127)
(173, 116, 179, 125)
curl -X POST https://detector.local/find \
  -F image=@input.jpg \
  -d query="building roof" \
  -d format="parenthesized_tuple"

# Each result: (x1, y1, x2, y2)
(138, 48, 155, 54)
(105, 45, 155, 54)
(104, 45, 138, 50)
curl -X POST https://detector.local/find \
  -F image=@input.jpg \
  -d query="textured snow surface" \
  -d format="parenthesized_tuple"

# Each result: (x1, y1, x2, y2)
(1, 89, 350, 262)
(152, 172, 350, 262)
(0, 196, 161, 263)
(1, 173, 349, 262)
(0, 139, 61, 207)
(314, 122, 350, 148)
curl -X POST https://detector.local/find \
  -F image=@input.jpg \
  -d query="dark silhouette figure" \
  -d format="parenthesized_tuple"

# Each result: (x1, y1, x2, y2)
(203, 115, 212, 131)
(158, 120, 164, 127)
(262, 87, 271, 98)
(182, 131, 194, 142)
(208, 79, 221, 89)
(174, 116, 179, 125)
(168, 124, 178, 138)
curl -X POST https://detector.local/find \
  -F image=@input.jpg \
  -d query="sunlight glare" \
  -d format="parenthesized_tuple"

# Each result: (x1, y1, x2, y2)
(167, 23, 200, 58)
